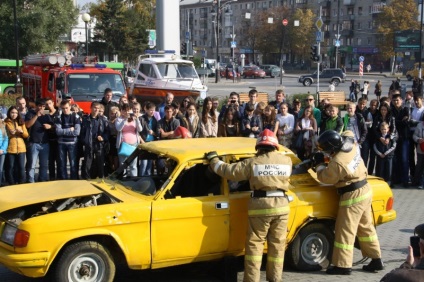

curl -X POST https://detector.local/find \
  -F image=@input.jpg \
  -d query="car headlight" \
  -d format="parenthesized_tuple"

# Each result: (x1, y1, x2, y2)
(1, 223, 18, 245)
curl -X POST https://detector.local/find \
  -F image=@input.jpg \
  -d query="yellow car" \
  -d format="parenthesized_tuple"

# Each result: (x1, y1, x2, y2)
(0, 138, 396, 281)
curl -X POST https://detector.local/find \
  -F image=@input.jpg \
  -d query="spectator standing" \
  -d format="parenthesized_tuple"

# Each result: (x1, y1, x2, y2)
(241, 89, 259, 113)
(172, 102, 189, 129)
(262, 105, 279, 135)
(45, 98, 60, 180)
(116, 104, 143, 177)
(158, 92, 174, 119)
(343, 102, 368, 161)
(180, 96, 195, 117)
(375, 80, 382, 103)
(412, 110, 424, 189)
(5, 106, 29, 184)
(295, 105, 318, 160)
(25, 99, 51, 183)
(268, 89, 286, 113)
(366, 99, 380, 175)
(391, 94, 411, 187)
(217, 106, 240, 137)
(100, 88, 119, 118)
(16, 96, 28, 121)
(299, 95, 321, 127)
(55, 100, 81, 180)
(319, 100, 331, 133)
(139, 102, 158, 176)
(211, 97, 220, 120)
(366, 64, 371, 73)
(328, 82, 335, 92)
(200, 97, 218, 138)
(276, 102, 295, 148)
(219, 92, 242, 123)
(0, 119, 8, 186)
(409, 96, 424, 186)
(362, 81, 369, 99)
(241, 103, 262, 138)
(374, 122, 396, 185)
(323, 105, 343, 134)
(185, 102, 200, 138)
(80, 102, 110, 179)
(106, 106, 120, 175)
(290, 98, 302, 125)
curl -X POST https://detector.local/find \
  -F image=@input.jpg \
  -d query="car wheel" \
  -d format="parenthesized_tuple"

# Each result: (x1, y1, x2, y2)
(303, 79, 312, 86)
(331, 79, 340, 86)
(286, 223, 334, 271)
(53, 241, 116, 282)
(4, 87, 16, 95)
(406, 75, 412, 81)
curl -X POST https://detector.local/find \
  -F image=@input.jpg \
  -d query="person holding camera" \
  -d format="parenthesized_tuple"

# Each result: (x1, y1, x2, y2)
(313, 130, 384, 275)
(380, 223, 424, 282)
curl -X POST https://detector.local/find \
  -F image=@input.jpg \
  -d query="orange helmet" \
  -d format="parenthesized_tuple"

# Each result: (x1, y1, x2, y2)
(255, 129, 279, 151)
(172, 126, 192, 139)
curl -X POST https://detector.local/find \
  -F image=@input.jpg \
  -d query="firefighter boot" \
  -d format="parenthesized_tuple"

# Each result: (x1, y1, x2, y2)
(362, 258, 384, 272)
(326, 266, 352, 275)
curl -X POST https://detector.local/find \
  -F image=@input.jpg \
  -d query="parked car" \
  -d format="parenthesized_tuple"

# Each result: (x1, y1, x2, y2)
(242, 66, 266, 79)
(260, 64, 284, 78)
(0, 138, 396, 281)
(298, 68, 346, 86)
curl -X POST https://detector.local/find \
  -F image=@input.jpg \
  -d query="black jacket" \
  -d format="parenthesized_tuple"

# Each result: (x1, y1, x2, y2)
(80, 114, 110, 149)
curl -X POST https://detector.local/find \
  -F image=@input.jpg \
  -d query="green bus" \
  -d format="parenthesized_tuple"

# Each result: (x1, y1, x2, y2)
(0, 59, 21, 95)
(99, 61, 125, 75)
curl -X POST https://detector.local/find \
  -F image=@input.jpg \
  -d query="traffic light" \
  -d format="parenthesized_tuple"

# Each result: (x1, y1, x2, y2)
(181, 43, 187, 55)
(310, 44, 319, 62)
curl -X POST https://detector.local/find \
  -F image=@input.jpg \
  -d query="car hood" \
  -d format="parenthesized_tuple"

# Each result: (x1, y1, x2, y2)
(0, 180, 101, 213)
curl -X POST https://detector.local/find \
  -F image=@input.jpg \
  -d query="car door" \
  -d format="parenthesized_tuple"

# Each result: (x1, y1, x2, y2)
(151, 161, 230, 264)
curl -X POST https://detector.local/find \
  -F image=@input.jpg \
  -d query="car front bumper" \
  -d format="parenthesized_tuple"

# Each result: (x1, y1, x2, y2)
(0, 247, 49, 277)
(376, 210, 397, 225)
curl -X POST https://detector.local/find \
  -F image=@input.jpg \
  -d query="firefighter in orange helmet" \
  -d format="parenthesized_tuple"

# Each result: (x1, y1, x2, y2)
(205, 129, 292, 282)
(313, 130, 384, 275)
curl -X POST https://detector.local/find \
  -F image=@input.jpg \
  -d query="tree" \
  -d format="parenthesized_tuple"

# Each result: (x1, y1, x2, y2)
(376, 0, 419, 70)
(89, 0, 154, 63)
(289, 8, 316, 64)
(0, 0, 78, 58)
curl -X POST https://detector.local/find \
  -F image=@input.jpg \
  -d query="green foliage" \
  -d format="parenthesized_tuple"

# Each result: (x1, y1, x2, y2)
(0, 0, 78, 58)
(290, 9, 316, 62)
(287, 93, 317, 108)
(0, 94, 21, 108)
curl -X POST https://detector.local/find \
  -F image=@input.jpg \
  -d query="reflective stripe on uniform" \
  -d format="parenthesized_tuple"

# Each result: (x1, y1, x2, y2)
(267, 256, 284, 263)
(358, 234, 378, 242)
(213, 160, 224, 173)
(334, 241, 354, 250)
(248, 205, 290, 216)
(245, 255, 263, 262)
(339, 190, 372, 207)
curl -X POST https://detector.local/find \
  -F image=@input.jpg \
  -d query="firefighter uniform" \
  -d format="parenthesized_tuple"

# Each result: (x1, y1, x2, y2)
(208, 137, 292, 282)
(316, 131, 382, 270)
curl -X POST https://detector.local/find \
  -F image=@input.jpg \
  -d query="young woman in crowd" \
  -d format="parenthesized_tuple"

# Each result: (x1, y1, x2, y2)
(115, 103, 143, 177)
(218, 106, 240, 137)
(276, 102, 294, 148)
(107, 106, 120, 174)
(200, 97, 218, 137)
(185, 102, 200, 138)
(262, 105, 279, 135)
(295, 105, 318, 160)
(5, 106, 29, 184)
(180, 96, 195, 117)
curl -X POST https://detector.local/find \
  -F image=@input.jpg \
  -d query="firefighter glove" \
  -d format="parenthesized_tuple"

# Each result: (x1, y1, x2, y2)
(205, 151, 219, 161)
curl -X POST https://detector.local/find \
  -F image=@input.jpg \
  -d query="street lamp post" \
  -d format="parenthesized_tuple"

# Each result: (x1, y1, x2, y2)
(211, 0, 237, 83)
(82, 13, 91, 58)
(12, 0, 22, 94)
(335, 33, 341, 68)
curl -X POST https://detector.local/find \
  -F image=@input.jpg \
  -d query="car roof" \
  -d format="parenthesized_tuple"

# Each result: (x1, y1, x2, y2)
(139, 137, 299, 164)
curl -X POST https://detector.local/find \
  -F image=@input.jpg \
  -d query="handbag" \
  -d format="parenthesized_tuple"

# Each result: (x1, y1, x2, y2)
(118, 142, 136, 157)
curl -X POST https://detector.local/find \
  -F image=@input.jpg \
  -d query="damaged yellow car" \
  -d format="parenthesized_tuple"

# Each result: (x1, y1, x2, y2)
(0, 138, 396, 281)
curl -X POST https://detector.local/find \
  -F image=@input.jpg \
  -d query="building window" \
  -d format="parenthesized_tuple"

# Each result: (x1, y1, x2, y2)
(348, 7, 353, 15)
(357, 38, 362, 45)
(358, 7, 362, 15)
(368, 37, 372, 45)
(357, 22, 361, 30)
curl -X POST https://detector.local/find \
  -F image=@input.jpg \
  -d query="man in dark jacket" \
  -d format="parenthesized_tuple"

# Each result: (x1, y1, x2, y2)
(80, 102, 110, 179)
(391, 93, 411, 186)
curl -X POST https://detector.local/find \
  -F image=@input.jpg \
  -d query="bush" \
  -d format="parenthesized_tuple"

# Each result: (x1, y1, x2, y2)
(0, 94, 21, 109)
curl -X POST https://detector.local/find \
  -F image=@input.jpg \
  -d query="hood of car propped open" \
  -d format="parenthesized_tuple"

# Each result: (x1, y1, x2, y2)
(0, 180, 102, 213)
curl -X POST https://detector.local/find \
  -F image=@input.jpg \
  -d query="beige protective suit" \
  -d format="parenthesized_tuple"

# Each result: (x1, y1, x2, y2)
(316, 135, 382, 268)
(210, 150, 292, 282)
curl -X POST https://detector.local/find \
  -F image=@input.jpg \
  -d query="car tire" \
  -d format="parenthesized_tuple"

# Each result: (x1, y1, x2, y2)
(331, 79, 340, 86)
(53, 241, 116, 282)
(303, 79, 312, 86)
(4, 87, 16, 95)
(286, 223, 334, 271)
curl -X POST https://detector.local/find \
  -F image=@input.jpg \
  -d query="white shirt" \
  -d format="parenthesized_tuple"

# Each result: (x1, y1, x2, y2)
(276, 113, 295, 135)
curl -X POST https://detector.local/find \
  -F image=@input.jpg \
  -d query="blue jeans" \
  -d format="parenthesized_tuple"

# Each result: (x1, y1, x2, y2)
(118, 155, 138, 177)
(139, 159, 152, 176)
(58, 143, 78, 180)
(7, 153, 25, 184)
(0, 154, 5, 186)
(28, 143, 50, 183)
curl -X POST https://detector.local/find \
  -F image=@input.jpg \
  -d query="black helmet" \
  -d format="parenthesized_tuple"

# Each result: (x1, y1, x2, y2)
(318, 130, 343, 153)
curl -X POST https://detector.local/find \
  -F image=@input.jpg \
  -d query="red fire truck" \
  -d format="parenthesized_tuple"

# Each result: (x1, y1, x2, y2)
(21, 54, 126, 113)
